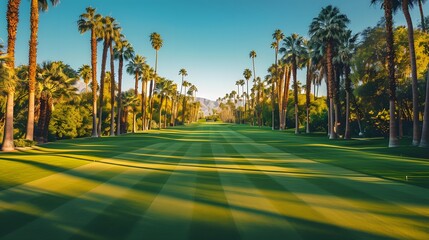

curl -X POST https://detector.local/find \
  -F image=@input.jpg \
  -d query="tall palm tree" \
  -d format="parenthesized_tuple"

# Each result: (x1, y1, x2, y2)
(26, 0, 59, 141)
(2, 0, 21, 151)
(336, 30, 358, 140)
(281, 33, 305, 134)
(243, 68, 252, 120)
(78, 7, 102, 138)
(401, 0, 421, 145)
(371, 0, 400, 147)
(181, 80, 191, 124)
(142, 65, 154, 130)
(126, 55, 146, 132)
(97, 16, 119, 136)
(36, 61, 77, 143)
(302, 39, 313, 134)
(77, 64, 91, 93)
(271, 29, 285, 130)
(149, 32, 163, 129)
(309, 5, 349, 139)
(108, 26, 122, 136)
(114, 38, 134, 135)
(249, 50, 257, 82)
(178, 68, 188, 124)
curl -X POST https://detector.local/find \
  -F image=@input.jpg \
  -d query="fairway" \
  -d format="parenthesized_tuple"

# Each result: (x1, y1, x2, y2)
(0, 123, 428, 240)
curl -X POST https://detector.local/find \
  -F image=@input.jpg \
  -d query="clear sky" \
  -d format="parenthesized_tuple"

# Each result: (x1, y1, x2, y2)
(1, 0, 428, 100)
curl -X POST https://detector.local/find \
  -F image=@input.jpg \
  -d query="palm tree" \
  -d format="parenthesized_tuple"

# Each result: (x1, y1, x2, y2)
(179, 68, 188, 124)
(243, 68, 252, 120)
(271, 30, 285, 130)
(97, 16, 119, 136)
(78, 7, 102, 138)
(371, 0, 400, 147)
(149, 32, 163, 129)
(281, 33, 305, 134)
(302, 39, 313, 134)
(181, 80, 191, 124)
(142, 65, 154, 130)
(36, 61, 77, 143)
(77, 64, 91, 93)
(26, 0, 60, 141)
(336, 30, 358, 140)
(108, 26, 122, 136)
(2, 0, 21, 151)
(249, 50, 257, 82)
(121, 90, 139, 133)
(309, 5, 349, 139)
(114, 38, 134, 135)
(126, 55, 146, 132)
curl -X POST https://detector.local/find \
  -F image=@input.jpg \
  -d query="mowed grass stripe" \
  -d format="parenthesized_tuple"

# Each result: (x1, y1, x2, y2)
(216, 126, 353, 240)
(0, 142, 182, 239)
(70, 142, 191, 240)
(211, 141, 302, 240)
(188, 126, 240, 240)
(125, 142, 200, 240)
(225, 126, 429, 240)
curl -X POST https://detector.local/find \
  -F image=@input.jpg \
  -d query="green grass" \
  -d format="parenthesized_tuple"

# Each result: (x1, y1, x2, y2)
(0, 123, 428, 240)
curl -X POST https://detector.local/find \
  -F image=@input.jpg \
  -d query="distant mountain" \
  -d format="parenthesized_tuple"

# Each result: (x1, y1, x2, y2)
(196, 97, 219, 116)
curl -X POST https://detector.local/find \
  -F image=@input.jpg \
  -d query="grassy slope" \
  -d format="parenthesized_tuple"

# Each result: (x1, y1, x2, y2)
(0, 123, 428, 240)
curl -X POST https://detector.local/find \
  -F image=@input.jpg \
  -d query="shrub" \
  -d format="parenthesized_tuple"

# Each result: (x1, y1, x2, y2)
(13, 139, 37, 148)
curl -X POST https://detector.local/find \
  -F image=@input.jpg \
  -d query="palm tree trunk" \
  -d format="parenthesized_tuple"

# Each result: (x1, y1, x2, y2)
(149, 50, 158, 129)
(278, 68, 285, 130)
(26, 0, 39, 141)
(306, 61, 312, 134)
(2, 91, 15, 151)
(293, 60, 299, 134)
(90, 30, 98, 137)
(327, 42, 337, 139)
(385, 0, 400, 147)
(2, 0, 21, 151)
(97, 40, 109, 137)
(284, 67, 291, 129)
(402, 0, 421, 146)
(159, 95, 164, 129)
(419, 0, 426, 32)
(142, 80, 148, 131)
(420, 69, 429, 147)
(116, 56, 124, 135)
(109, 42, 116, 136)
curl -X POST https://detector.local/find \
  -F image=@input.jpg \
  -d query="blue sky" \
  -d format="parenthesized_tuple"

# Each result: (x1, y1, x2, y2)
(1, 0, 428, 100)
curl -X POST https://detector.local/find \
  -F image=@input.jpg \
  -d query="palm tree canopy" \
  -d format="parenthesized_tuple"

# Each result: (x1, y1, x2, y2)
(99, 16, 121, 43)
(272, 29, 285, 42)
(77, 7, 103, 35)
(308, 5, 350, 45)
(370, 0, 412, 12)
(38, 61, 78, 99)
(280, 33, 306, 65)
(150, 32, 163, 51)
(126, 55, 146, 77)
(243, 69, 252, 80)
(77, 64, 91, 85)
(114, 38, 135, 61)
(38, 0, 59, 12)
(249, 50, 257, 59)
(335, 30, 359, 65)
(179, 68, 188, 77)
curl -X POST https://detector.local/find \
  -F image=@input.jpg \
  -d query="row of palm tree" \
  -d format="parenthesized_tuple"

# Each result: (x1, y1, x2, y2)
(1, 4, 201, 151)
(221, 1, 429, 148)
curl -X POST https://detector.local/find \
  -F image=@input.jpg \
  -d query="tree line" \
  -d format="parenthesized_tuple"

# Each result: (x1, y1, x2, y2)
(217, 1, 429, 148)
(0, 2, 200, 151)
